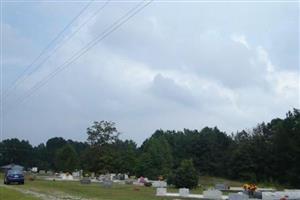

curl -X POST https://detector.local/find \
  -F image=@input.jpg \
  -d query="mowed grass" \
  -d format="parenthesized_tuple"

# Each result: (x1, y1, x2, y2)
(0, 174, 281, 200)
(0, 186, 39, 200)
(3, 178, 206, 200)
(7, 179, 169, 200)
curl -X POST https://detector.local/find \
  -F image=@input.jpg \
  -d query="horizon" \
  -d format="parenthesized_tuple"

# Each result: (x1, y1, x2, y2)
(3, 107, 298, 147)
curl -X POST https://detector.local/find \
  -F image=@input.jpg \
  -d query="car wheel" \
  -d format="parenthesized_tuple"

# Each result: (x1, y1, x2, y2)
(21, 181, 24, 185)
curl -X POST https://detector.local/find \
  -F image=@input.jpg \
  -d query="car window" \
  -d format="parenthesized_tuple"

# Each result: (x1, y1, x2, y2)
(7, 170, 22, 175)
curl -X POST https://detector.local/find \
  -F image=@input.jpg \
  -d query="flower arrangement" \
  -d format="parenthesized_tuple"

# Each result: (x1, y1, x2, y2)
(158, 175, 163, 181)
(243, 183, 257, 192)
(243, 183, 257, 197)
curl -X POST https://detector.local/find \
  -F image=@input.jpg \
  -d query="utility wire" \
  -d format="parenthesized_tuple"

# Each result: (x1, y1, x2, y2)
(3, 0, 109, 101)
(3, 0, 94, 99)
(4, 0, 153, 115)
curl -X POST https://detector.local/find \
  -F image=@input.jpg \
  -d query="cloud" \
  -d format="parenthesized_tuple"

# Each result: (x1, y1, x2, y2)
(231, 34, 250, 49)
(2, 2, 299, 145)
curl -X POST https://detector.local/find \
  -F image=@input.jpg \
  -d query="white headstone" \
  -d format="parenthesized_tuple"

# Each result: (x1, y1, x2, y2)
(203, 189, 222, 199)
(156, 188, 167, 196)
(179, 188, 190, 197)
(262, 192, 295, 200)
(31, 167, 38, 173)
(229, 193, 249, 200)
(152, 181, 167, 188)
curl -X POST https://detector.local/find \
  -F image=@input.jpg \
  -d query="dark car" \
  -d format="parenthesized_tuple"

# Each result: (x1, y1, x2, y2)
(4, 169, 24, 185)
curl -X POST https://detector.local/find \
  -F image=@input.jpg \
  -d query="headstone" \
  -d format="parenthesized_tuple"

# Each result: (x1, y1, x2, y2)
(152, 181, 167, 188)
(31, 167, 38, 173)
(156, 188, 167, 196)
(262, 192, 296, 200)
(215, 183, 229, 190)
(102, 180, 113, 188)
(229, 193, 249, 200)
(61, 173, 73, 180)
(253, 191, 262, 199)
(124, 174, 129, 180)
(46, 171, 54, 176)
(203, 189, 222, 199)
(110, 173, 116, 180)
(138, 177, 146, 183)
(179, 188, 189, 197)
(80, 177, 91, 184)
(125, 180, 134, 185)
(72, 171, 80, 178)
(39, 170, 46, 174)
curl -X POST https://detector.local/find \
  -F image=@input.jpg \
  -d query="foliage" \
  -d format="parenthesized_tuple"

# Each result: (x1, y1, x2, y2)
(54, 144, 79, 172)
(136, 134, 173, 179)
(87, 121, 120, 146)
(0, 109, 299, 187)
(174, 159, 198, 189)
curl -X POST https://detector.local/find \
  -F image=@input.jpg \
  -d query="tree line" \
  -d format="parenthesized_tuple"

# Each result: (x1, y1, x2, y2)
(0, 109, 299, 187)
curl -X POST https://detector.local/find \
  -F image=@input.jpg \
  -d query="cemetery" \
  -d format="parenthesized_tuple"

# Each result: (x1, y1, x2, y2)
(156, 187, 300, 200)
(1, 168, 300, 200)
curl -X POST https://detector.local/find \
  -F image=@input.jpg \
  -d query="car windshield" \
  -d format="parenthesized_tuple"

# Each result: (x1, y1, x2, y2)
(7, 170, 22, 175)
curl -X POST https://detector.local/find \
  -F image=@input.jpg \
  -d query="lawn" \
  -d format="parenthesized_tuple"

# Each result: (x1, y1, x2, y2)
(0, 186, 40, 200)
(0, 175, 281, 200)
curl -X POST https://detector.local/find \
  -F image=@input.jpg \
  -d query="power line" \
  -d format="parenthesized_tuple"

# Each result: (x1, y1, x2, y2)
(3, 0, 110, 101)
(4, 0, 153, 115)
(3, 0, 94, 99)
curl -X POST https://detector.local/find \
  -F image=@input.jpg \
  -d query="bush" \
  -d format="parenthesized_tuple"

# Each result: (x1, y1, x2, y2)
(167, 173, 175, 186)
(174, 159, 198, 189)
(144, 182, 152, 187)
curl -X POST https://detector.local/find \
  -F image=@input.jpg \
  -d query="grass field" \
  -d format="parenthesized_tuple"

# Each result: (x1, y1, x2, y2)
(0, 175, 281, 200)
(0, 186, 40, 200)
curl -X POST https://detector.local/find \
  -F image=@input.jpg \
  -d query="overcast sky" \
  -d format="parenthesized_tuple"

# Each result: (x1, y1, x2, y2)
(2, 1, 299, 146)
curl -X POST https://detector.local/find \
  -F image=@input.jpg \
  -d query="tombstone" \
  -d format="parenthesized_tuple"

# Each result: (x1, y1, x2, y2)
(253, 191, 262, 199)
(152, 181, 167, 188)
(60, 173, 73, 180)
(215, 183, 229, 190)
(80, 177, 91, 184)
(91, 172, 95, 179)
(179, 188, 189, 197)
(138, 177, 147, 184)
(124, 174, 129, 180)
(102, 180, 113, 188)
(125, 180, 134, 185)
(203, 189, 222, 199)
(110, 173, 116, 180)
(46, 170, 54, 176)
(39, 170, 46, 175)
(229, 193, 249, 200)
(31, 167, 38, 173)
(262, 192, 290, 200)
(156, 188, 167, 196)
(72, 171, 80, 178)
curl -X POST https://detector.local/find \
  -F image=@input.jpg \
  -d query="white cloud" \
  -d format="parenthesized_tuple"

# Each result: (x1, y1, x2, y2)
(231, 34, 250, 49)
(3, 2, 299, 145)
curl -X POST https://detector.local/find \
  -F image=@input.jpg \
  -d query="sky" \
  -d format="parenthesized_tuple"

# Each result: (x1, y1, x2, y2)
(1, 0, 299, 146)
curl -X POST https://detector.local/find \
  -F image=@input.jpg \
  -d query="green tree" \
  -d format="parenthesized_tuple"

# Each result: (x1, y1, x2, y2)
(87, 121, 120, 146)
(0, 138, 33, 168)
(54, 144, 79, 172)
(46, 137, 67, 169)
(174, 159, 198, 189)
(83, 121, 120, 173)
(136, 135, 173, 179)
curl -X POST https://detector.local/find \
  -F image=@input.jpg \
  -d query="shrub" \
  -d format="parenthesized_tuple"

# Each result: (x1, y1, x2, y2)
(174, 159, 198, 189)
(144, 182, 152, 187)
